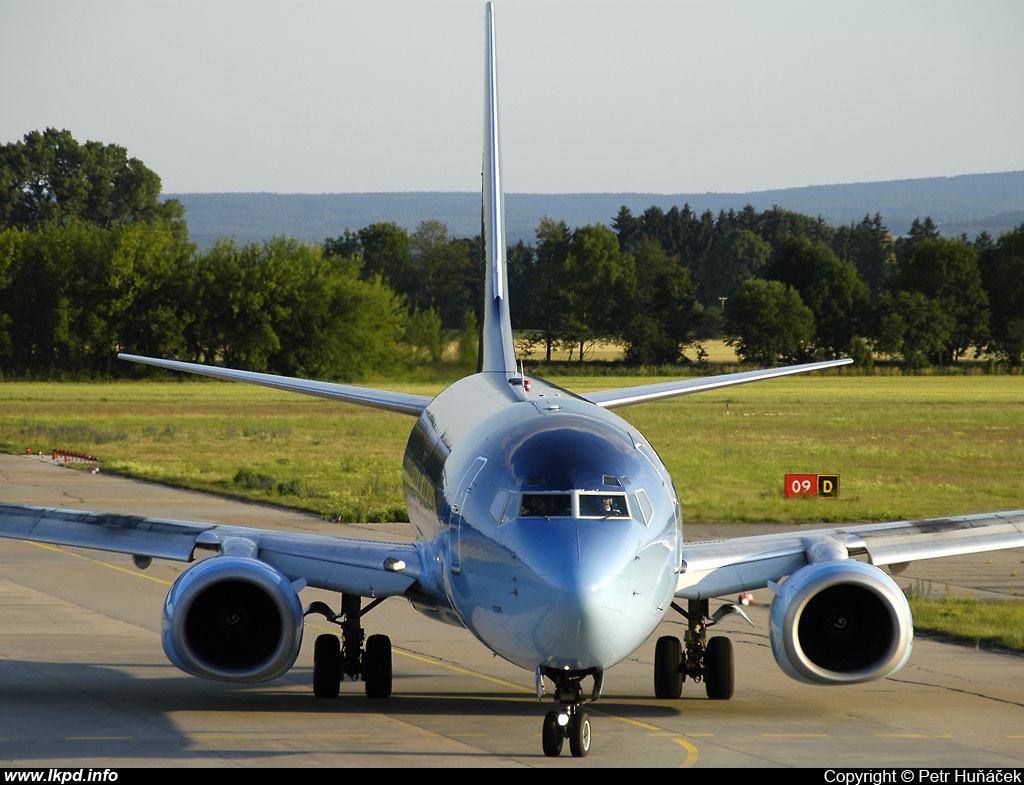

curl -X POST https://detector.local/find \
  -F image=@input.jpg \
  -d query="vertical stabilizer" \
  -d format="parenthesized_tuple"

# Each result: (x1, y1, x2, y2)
(479, 2, 518, 375)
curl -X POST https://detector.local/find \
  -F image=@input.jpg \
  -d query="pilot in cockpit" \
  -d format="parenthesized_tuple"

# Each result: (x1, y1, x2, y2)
(524, 496, 546, 517)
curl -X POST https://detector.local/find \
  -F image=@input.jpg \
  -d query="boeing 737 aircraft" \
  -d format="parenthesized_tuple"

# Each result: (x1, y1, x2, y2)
(2, 3, 1023, 759)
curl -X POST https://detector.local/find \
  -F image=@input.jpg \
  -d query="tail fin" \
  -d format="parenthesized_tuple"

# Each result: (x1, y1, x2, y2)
(479, 2, 517, 375)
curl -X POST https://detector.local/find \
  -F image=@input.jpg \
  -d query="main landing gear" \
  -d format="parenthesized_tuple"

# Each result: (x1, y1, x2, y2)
(306, 593, 392, 699)
(653, 598, 750, 700)
(538, 667, 602, 757)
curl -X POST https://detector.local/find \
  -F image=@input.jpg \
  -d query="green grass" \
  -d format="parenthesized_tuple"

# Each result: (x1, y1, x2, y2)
(572, 371, 1024, 525)
(909, 596, 1024, 651)
(4, 371, 1023, 524)
(0, 379, 421, 523)
(2, 370, 1023, 649)
(3, 372, 1023, 524)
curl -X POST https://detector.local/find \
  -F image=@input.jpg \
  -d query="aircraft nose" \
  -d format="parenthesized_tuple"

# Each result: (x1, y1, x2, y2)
(516, 521, 671, 670)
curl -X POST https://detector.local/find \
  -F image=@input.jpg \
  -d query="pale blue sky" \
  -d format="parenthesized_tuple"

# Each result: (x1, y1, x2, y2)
(4, 0, 1022, 195)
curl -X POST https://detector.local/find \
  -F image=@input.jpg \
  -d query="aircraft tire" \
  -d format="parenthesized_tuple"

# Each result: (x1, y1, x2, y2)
(313, 634, 341, 698)
(654, 635, 683, 699)
(363, 633, 392, 698)
(569, 710, 591, 757)
(705, 635, 734, 700)
(542, 711, 564, 757)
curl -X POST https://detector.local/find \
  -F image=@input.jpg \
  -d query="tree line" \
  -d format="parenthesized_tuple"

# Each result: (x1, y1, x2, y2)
(2, 129, 1023, 380)
(328, 206, 1024, 371)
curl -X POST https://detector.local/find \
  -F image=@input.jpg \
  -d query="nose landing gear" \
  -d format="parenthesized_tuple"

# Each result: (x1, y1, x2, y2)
(542, 707, 591, 757)
(538, 667, 602, 757)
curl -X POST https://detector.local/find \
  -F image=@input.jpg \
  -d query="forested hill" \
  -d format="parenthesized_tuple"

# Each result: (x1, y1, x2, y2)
(167, 170, 1024, 251)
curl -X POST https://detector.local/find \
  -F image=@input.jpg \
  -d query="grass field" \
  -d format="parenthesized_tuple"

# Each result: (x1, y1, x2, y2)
(1, 368, 1022, 649)
(3, 370, 1022, 524)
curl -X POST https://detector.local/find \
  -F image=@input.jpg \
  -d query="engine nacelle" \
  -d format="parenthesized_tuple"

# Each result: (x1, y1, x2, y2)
(769, 559, 913, 685)
(162, 556, 304, 682)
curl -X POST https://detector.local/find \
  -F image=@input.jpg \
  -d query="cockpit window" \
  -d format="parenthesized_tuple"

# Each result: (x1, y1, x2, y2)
(519, 493, 572, 518)
(493, 488, 639, 523)
(633, 489, 654, 525)
(488, 490, 510, 523)
(579, 493, 629, 518)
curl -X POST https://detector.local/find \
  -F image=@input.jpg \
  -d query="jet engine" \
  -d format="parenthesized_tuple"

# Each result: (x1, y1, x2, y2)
(769, 559, 913, 685)
(162, 556, 304, 682)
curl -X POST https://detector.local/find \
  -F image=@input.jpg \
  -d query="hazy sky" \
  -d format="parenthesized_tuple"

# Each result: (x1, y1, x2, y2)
(4, 0, 1022, 195)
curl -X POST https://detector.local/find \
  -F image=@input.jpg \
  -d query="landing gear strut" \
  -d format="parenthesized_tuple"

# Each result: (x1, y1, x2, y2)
(306, 593, 392, 699)
(654, 598, 747, 700)
(538, 667, 601, 757)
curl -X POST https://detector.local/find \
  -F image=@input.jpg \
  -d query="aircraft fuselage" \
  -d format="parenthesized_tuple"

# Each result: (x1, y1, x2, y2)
(402, 370, 683, 672)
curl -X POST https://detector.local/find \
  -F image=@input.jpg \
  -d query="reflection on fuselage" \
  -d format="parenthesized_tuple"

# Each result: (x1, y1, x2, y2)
(400, 372, 683, 672)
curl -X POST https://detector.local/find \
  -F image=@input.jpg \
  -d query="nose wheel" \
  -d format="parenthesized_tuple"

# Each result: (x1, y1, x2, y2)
(542, 708, 591, 757)
(538, 667, 600, 757)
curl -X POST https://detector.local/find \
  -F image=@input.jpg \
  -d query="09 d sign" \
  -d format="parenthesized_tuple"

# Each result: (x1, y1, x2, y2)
(785, 474, 839, 498)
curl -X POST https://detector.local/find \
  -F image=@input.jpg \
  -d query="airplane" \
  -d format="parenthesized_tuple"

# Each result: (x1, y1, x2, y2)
(1, 2, 1023, 759)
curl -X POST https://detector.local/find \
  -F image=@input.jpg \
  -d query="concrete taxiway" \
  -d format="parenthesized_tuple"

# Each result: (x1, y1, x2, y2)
(0, 452, 1021, 768)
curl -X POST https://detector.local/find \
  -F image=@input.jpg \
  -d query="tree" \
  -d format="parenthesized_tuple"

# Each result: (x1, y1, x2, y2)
(804, 256, 870, 359)
(2, 221, 109, 375)
(725, 279, 815, 366)
(766, 234, 826, 295)
(622, 236, 701, 365)
(506, 238, 536, 330)
(324, 221, 416, 297)
(186, 239, 281, 370)
(457, 310, 479, 368)
(0, 216, 197, 378)
(907, 216, 941, 242)
(978, 225, 1024, 367)
(529, 217, 572, 361)
(876, 290, 955, 370)
(628, 203, 707, 271)
(697, 228, 771, 306)
(893, 216, 941, 260)
(402, 308, 444, 362)
(768, 235, 869, 359)
(886, 237, 989, 364)
(755, 205, 835, 252)
(0, 227, 26, 368)
(185, 237, 405, 380)
(611, 205, 643, 254)
(317, 260, 407, 379)
(831, 214, 896, 304)
(0, 128, 184, 232)
(411, 220, 475, 329)
(561, 224, 632, 361)
(109, 222, 196, 365)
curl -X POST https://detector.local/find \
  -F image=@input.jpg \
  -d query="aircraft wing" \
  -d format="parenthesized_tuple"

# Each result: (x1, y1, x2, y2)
(676, 510, 1024, 600)
(118, 354, 432, 416)
(0, 502, 428, 599)
(582, 358, 852, 409)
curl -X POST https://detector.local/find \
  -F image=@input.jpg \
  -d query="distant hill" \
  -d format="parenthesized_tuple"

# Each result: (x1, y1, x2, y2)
(166, 170, 1024, 251)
